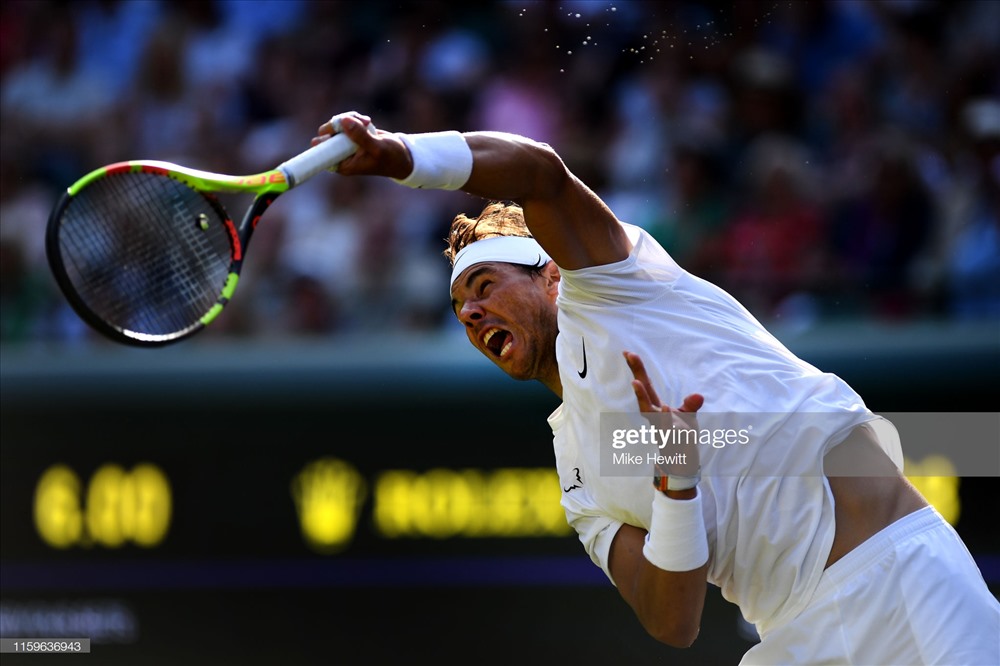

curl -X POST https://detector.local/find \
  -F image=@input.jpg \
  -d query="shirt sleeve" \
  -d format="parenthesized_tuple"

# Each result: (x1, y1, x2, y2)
(562, 494, 625, 586)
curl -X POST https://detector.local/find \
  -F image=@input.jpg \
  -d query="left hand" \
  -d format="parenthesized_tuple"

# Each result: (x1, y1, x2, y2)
(311, 112, 413, 180)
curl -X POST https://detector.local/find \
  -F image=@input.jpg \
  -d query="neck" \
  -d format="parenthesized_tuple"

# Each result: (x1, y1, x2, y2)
(540, 369, 563, 399)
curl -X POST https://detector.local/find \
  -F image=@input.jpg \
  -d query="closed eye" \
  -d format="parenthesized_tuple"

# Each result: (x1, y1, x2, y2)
(451, 266, 494, 317)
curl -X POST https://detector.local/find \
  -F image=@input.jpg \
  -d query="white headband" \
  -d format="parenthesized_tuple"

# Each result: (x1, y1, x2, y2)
(449, 236, 551, 290)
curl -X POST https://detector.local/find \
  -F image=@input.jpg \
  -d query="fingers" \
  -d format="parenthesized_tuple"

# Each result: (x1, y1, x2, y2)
(631, 379, 655, 413)
(624, 351, 705, 415)
(680, 393, 704, 413)
(623, 351, 662, 409)
(337, 115, 374, 142)
(314, 112, 373, 146)
(317, 111, 371, 137)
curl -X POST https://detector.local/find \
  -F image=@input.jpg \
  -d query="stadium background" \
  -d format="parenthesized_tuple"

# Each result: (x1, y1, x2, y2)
(1, 1, 997, 664)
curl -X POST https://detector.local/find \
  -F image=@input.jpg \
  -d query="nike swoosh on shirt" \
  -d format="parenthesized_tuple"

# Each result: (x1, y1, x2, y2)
(577, 337, 588, 378)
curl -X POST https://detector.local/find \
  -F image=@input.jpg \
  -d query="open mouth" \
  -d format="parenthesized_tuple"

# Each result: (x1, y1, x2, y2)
(483, 327, 513, 358)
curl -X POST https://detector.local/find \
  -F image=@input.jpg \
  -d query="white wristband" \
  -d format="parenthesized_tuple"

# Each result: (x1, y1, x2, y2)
(642, 490, 709, 572)
(391, 131, 473, 191)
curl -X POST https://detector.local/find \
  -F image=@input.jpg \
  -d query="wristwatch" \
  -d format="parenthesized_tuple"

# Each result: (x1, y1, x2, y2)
(653, 467, 701, 493)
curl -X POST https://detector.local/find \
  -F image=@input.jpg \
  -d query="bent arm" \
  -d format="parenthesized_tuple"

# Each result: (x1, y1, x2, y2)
(461, 132, 630, 270)
(614, 353, 710, 645)
(609, 522, 709, 647)
(326, 114, 631, 270)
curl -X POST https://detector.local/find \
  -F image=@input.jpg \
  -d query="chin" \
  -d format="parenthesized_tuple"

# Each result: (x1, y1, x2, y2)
(495, 358, 533, 382)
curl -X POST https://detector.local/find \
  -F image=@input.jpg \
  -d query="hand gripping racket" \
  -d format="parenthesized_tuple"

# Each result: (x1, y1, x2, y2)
(46, 121, 373, 347)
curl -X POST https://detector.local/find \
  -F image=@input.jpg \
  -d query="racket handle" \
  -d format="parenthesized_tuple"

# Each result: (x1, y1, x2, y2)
(279, 125, 375, 187)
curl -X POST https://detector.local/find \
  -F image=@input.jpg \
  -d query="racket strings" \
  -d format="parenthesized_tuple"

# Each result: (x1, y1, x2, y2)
(55, 172, 233, 338)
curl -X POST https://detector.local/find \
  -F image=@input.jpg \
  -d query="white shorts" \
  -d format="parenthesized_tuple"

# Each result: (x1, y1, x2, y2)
(740, 506, 1000, 665)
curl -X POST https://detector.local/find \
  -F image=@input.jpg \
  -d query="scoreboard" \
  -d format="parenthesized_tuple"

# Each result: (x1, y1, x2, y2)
(2, 330, 997, 664)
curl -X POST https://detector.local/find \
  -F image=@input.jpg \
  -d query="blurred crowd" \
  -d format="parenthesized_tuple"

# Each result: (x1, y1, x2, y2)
(1, 0, 998, 347)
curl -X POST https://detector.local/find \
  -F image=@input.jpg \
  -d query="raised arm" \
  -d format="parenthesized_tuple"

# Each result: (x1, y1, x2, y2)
(316, 112, 631, 270)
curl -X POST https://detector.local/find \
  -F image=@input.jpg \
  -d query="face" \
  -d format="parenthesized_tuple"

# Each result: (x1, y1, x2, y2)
(450, 261, 560, 383)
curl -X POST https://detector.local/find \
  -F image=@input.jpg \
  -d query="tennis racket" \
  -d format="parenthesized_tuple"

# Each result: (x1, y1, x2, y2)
(46, 121, 373, 347)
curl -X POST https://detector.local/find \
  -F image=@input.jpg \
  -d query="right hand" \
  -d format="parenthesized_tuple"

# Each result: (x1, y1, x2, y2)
(311, 111, 414, 180)
(623, 351, 703, 486)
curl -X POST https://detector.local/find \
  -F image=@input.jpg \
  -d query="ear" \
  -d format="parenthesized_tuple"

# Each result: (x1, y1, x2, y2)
(542, 261, 560, 297)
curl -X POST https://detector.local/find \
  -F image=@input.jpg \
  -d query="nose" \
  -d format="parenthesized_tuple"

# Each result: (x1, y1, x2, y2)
(458, 300, 484, 327)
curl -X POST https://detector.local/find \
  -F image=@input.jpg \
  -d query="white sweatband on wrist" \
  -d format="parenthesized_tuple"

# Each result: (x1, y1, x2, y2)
(642, 491, 709, 572)
(392, 131, 473, 190)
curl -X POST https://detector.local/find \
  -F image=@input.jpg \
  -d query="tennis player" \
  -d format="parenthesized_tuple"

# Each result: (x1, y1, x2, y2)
(316, 112, 1000, 664)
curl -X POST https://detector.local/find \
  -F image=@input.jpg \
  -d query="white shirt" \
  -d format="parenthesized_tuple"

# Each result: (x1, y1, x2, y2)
(548, 223, 901, 633)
